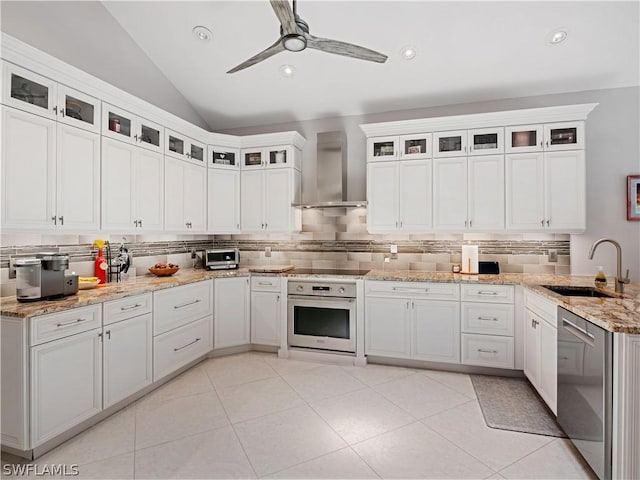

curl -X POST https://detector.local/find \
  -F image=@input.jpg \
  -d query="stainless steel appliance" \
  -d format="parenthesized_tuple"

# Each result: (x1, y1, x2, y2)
(557, 307, 613, 480)
(287, 279, 357, 353)
(15, 253, 79, 302)
(203, 248, 239, 270)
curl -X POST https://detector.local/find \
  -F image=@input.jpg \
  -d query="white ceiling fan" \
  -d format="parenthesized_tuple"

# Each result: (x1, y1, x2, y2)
(227, 0, 388, 74)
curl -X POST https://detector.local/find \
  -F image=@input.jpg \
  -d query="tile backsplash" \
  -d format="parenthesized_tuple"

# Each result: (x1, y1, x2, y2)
(0, 208, 570, 296)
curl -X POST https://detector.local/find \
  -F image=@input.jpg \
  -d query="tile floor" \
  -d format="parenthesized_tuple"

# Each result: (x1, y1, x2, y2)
(1, 352, 597, 479)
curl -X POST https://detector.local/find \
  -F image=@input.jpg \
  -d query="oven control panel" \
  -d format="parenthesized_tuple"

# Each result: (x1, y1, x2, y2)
(288, 281, 356, 298)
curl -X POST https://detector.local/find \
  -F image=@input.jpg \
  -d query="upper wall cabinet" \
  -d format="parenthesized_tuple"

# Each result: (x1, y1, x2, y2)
(241, 145, 300, 170)
(367, 134, 433, 162)
(3, 62, 101, 134)
(102, 103, 163, 153)
(467, 127, 504, 155)
(208, 145, 240, 170)
(506, 121, 584, 153)
(433, 130, 467, 158)
(367, 136, 399, 162)
(166, 130, 206, 165)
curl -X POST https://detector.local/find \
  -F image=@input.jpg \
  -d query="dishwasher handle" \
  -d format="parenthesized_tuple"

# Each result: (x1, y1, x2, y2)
(562, 316, 595, 347)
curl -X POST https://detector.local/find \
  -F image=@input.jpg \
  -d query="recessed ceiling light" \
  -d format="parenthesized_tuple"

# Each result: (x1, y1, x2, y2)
(400, 46, 417, 60)
(280, 64, 295, 78)
(192, 26, 212, 42)
(546, 28, 568, 45)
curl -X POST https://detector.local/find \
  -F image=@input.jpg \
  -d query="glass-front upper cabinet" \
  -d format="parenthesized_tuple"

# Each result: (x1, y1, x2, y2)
(399, 133, 432, 159)
(543, 121, 584, 151)
(165, 130, 204, 164)
(367, 136, 399, 161)
(267, 145, 296, 169)
(505, 125, 544, 153)
(209, 146, 240, 169)
(137, 117, 163, 153)
(467, 127, 504, 155)
(188, 140, 205, 163)
(57, 86, 101, 134)
(103, 104, 134, 142)
(242, 148, 264, 169)
(433, 130, 467, 158)
(2, 62, 57, 118)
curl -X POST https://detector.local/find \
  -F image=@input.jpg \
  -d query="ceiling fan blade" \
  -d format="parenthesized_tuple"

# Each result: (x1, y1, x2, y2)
(227, 38, 285, 74)
(305, 34, 388, 63)
(270, 0, 298, 35)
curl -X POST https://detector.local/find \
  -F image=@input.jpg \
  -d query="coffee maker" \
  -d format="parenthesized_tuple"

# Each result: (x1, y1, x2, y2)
(15, 253, 79, 302)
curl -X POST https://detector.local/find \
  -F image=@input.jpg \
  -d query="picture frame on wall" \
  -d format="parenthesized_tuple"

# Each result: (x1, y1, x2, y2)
(627, 175, 640, 221)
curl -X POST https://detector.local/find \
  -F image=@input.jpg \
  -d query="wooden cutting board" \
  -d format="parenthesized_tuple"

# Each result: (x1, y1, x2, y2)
(248, 265, 295, 273)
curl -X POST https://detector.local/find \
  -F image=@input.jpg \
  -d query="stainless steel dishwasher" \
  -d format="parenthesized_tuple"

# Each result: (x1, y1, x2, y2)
(557, 307, 613, 480)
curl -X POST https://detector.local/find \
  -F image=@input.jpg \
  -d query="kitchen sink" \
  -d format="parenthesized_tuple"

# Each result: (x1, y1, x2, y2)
(539, 285, 618, 298)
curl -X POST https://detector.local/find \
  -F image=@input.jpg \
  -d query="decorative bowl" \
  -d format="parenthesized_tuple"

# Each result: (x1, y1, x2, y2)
(148, 266, 180, 276)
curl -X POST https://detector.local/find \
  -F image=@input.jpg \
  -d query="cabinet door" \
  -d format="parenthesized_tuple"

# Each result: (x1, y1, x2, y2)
(214, 277, 250, 349)
(164, 157, 186, 231)
(3, 62, 57, 119)
(183, 163, 207, 231)
(57, 85, 100, 134)
(208, 168, 240, 233)
(166, 130, 187, 160)
(209, 146, 240, 169)
(399, 160, 432, 231)
(241, 170, 264, 231)
(539, 318, 557, 414)
(544, 121, 584, 151)
(505, 124, 543, 153)
(103, 314, 152, 408)
(365, 297, 410, 358)
(30, 328, 102, 446)
(412, 299, 460, 364)
(102, 103, 134, 144)
(1, 107, 56, 230)
(434, 130, 466, 158)
(135, 116, 163, 153)
(102, 138, 136, 231)
(57, 124, 100, 231)
(545, 150, 585, 231)
(251, 291, 281, 346)
(523, 309, 540, 387)
(468, 155, 504, 231)
(433, 157, 467, 230)
(135, 148, 164, 231)
(367, 136, 399, 161)
(505, 153, 545, 230)
(366, 162, 399, 232)
(264, 168, 291, 232)
(399, 134, 432, 159)
(266, 145, 292, 169)
(187, 139, 206, 165)
(241, 148, 265, 170)
(468, 127, 504, 155)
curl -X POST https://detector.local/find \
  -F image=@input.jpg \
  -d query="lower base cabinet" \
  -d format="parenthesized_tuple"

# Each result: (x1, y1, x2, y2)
(412, 299, 460, 363)
(154, 316, 212, 381)
(250, 291, 281, 347)
(214, 277, 250, 349)
(365, 297, 411, 358)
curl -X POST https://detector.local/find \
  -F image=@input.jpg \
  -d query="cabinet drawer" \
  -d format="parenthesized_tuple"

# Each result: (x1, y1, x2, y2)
(461, 302, 514, 336)
(153, 316, 212, 381)
(461, 333, 514, 369)
(461, 284, 514, 304)
(524, 289, 556, 323)
(365, 280, 459, 300)
(103, 293, 152, 326)
(251, 276, 280, 292)
(153, 280, 213, 335)
(30, 305, 102, 346)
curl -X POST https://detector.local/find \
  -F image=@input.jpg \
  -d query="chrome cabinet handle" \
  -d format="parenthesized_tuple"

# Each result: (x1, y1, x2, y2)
(134, 134, 138, 141)
(262, 223, 265, 229)
(540, 140, 544, 147)
(465, 220, 468, 227)
(56, 317, 86, 327)
(139, 219, 143, 228)
(134, 220, 139, 227)
(546, 219, 550, 227)
(546, 140, 550, 147)
(396, 221, 398, 228)
(477, 291, 498, 295)
(541, 220, 544, 226)
(60, 108, 65, 117)
(52, 216, 57, 225)
(174, 338, 201, 352)
(562, 317, 595, 340)
(258, 281, 273, 286)
(265, 223, 268, 229)
(106, 330, 111, 340)
(477, 349, 498, 354)
(174, 299, 201, 309)
(477, 316, 499, 321)
(400, 221, 403, 228)
(53, 106, 58, 114)
(469, 220, 472, 228)
(120, 303, 142, 311)
(393, 287, 429, 293)
(58, 216, 64, 225)
(406, 300, 409, 309)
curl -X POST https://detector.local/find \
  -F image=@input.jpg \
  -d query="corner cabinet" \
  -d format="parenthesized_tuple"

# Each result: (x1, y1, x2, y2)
(361, 106, 595, 234)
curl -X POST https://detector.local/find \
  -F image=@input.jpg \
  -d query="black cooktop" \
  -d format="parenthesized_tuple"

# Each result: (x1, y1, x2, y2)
(290, 268, 371, 276)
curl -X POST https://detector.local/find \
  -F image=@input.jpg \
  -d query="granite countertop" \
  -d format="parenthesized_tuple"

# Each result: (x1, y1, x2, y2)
(2, 268, 638, 334)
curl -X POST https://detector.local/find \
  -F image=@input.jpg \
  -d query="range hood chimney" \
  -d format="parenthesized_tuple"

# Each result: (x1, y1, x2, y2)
(296, 131, 367, 209)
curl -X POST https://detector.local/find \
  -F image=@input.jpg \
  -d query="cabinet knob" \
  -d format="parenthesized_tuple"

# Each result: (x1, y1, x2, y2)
(296, 285, 304, 292)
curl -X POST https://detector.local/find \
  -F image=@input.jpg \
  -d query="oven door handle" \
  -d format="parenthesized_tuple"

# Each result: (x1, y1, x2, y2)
(287, 295, 355, 302)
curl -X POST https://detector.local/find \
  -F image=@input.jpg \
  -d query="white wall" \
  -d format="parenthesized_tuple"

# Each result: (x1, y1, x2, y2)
(0, 1, 210, 130)
(221, 86, 640, 281)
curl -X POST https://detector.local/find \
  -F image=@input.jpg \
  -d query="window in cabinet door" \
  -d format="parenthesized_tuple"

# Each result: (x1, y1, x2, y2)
(548, 127, 577, 146)
(168, 135, 184, 156)
(211, 149, 237, 167)
(62, 95, 94, 126)
(140, 124, 161, 149)
(434, 131, 466, 157)
(10, 73, 49, 110)
(190, 144, 204, 162)
(244, 151, 263, 167)
(107, 111, 132, 139)
(403, 138, 428, 157)
(372, 140, 396, 158)
(506, 125, 543, 153)
(269, 149, 287, 165)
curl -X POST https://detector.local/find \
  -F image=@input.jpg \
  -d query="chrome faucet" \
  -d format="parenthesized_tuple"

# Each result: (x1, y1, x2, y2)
(588, 238, 630, 293)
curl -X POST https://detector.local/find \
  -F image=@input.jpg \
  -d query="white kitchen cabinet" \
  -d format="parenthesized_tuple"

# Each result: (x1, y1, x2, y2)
(102, 137, 164, 231)
(154, 280, 213, 336)
(506, 121, 584, 153)
(434, 130, 467, 158)
(30, 327, 102, 447)
(154, 316, 212, 381)
(242, 145, 300, 170)
(506, 150, 585, 232)
(400, 133, 433, 159)
(524, 308, 541, 384)
(209, 145, 240, 169)
(467, 127, 504, 155)
(240, 167, 301, 233)
(412, 299, 460, 363)
(538, 316, 557, 412)
(165, 157, 206, 232)
(102, 103, 163, 153)
(102, 313, 152, 408)
(433, 157, 467, 230)
(367, 136, 399, 162)
(214, 277, 251, 349)
(367, 160, 432, 233)
(467, 155, 505, 231)
(208, 167, 240, 233)
(365, 296, 411, 358)
(56, 85, 101, 134)
(166, 129, 205, 165)
(251, 277, 282, 347)
(1, 106, 100, 231)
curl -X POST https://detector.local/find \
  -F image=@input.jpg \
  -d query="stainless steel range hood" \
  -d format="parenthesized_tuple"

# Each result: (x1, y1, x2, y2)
(294, 131, 367, 209)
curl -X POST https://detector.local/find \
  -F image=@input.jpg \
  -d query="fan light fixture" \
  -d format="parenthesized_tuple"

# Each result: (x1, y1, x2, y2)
(546, 28, 568, 45)
(401, 46, 417, 60)
(192, 26, 212, 42)
(283, 34, 307, 52)
(280, 64, 296, 77)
